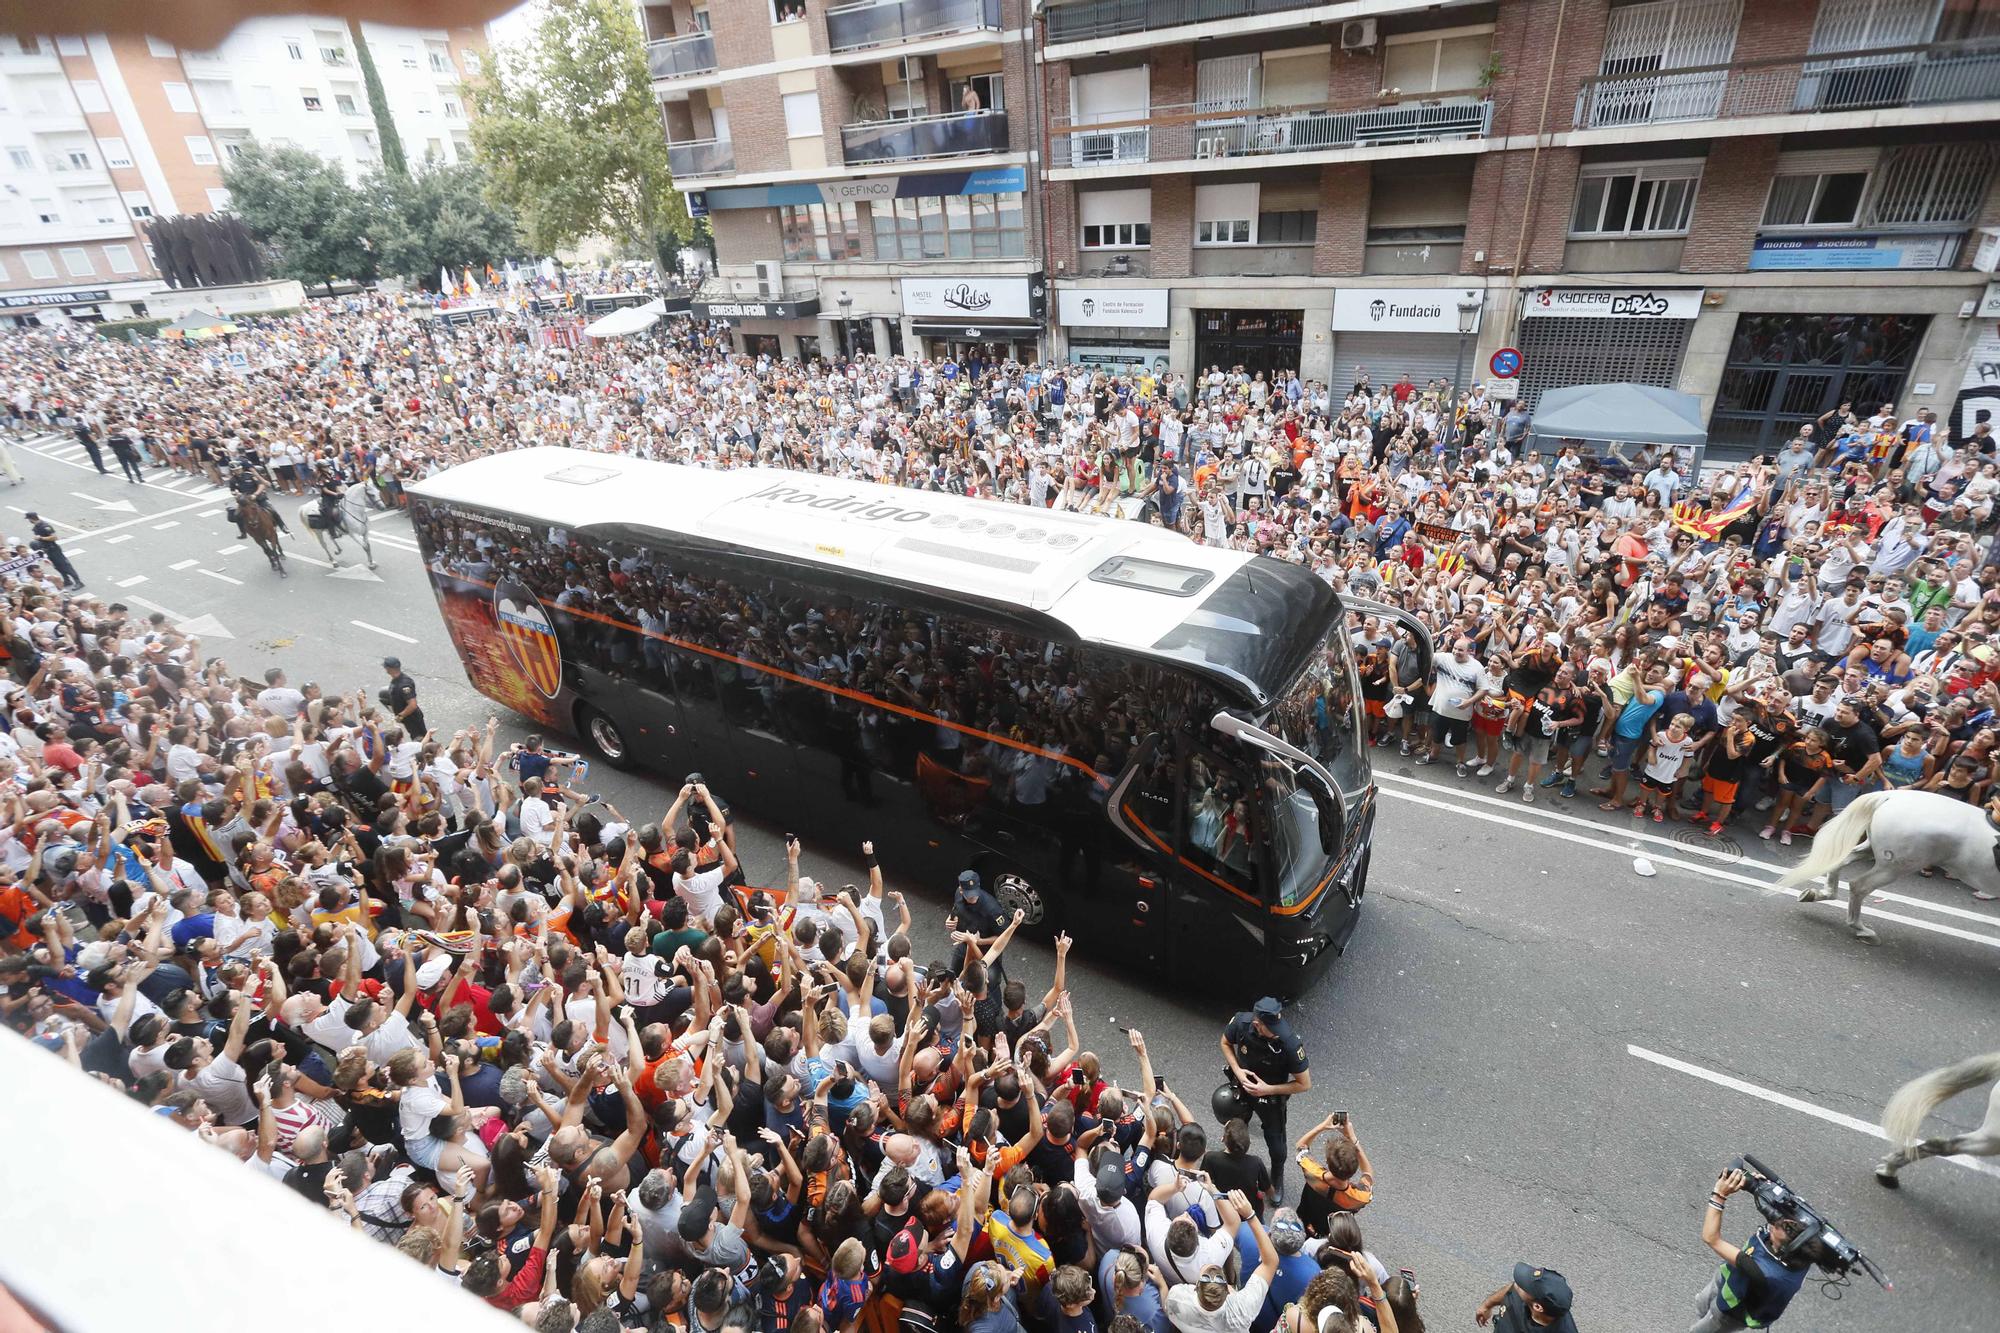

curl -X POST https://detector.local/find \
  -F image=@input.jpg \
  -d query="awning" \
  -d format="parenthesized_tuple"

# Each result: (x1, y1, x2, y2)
(584, 306, 661, 338)
(911, 319, 1042, 338)
(159, 311, 237, 340)
(1527, 382, 1707, 447)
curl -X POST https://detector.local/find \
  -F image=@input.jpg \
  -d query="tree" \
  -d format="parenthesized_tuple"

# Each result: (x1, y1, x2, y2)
(220, 142, 377, 292)
(348, 19, 408, 178)
(371, 159, 519, 284)
(466, 0, 689, 256)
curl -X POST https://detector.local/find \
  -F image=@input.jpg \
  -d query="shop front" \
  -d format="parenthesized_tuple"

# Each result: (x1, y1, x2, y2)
(1514, 286, 1703, 410)
(1056, 287, 1170, 376)
(901, 274, 1045, 365)
(689, 291, 822, 359)
(1329, 287, 1484, 392)
(1192, 309, 1304, 380)
(1708, 311, 1930, 453)
(0, 284, 148, 328)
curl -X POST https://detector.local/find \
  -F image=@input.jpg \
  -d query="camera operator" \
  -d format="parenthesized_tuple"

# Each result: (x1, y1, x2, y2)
(1692, 1169, 1809, 1331)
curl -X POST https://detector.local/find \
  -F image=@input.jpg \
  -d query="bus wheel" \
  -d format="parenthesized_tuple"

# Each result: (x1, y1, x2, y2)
(578, 706, 636, 771)
(992, 870, 1049, 929)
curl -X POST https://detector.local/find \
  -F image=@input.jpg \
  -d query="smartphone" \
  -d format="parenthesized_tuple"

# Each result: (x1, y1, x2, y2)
(1331, 1110, 1349, 1126)
(1071, 1067, 1087, 1088)
(1399, 1267, 1418, 1292)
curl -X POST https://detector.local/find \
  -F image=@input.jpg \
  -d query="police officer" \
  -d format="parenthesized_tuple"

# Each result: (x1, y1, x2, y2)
(1475, 1263, 1577, 1332)
(315, 464, 349, 534)
(107, 421, 144, 484)
(381, 656, 425, 737)
(1220, 997, 1312, 1199)
(22, 512, 82, 589)
(229, 462, 290, 539)
(948, 869, 1010, 986)
(1692, 1169, 1808, 1331)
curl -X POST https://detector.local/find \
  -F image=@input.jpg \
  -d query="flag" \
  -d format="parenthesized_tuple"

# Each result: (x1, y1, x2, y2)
(462, 267, 480, 296)
(484, 264, 498, 284)
(505, 260, 522, 289)
(439, 266, 452, 295)
(1434, 549, 1465, 575)
(539, 256, 559, 284)
(1667, 480, 1757, 541)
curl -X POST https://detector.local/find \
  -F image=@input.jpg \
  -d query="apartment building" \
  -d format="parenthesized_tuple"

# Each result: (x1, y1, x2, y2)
(645, 0, 1044, 363)
(1044, 0, 2000, 452)
(0, 21, 485, 328)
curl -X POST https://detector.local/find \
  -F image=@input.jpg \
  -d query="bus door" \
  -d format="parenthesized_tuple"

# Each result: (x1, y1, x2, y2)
(1172, 741, 1269, 976)
(1103, 735, 1177, 970)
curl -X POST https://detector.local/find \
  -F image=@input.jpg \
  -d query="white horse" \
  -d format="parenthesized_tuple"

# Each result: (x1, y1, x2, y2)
(1875, 1051, 2000, 1186)
(1775, 789, 2000, 942)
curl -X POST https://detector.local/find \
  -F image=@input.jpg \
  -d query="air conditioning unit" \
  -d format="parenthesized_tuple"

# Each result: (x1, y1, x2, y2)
(753, 260, 784, 298)
(895, 56, 924, 83)
(1340, 18, 1378, 50)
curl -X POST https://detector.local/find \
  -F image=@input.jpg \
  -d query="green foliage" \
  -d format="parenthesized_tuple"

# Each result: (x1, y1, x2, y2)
(94, 317, 169, 341)
(370, 159, 520, 281)
(466, 0, 689, 254)
(220, 142, 378, 290)
(349, 19, 408, 178)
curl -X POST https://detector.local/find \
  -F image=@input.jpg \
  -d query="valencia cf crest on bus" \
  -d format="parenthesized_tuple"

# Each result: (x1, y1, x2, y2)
(493, 581, 563, 699)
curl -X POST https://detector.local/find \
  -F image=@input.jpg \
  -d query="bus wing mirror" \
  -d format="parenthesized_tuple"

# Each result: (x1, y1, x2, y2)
(1343, 595, 1434, 685)
(1209, 711, 1343, 813)
(1104, 735, 1161, 854)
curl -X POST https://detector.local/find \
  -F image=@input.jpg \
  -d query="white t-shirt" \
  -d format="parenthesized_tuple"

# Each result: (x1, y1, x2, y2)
(256, 687, 307, 720)
(1165, 1272, 1268, 1333)
(1431, 656, 1485, 719)
(674, 863, 727, 921)
(519, 796, 556, 847)
(188, 1051, 256, 1125)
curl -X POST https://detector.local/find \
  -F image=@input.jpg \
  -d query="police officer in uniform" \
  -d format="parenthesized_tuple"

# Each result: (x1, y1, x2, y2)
(23, 512, 82, 589)
(1475, 1263, 1578, 1332)
(381, 656, 426, 738)
(1692, 1168, 1808, 1331)
(1220, 996, 1312, 1199)
(948, 869, 1011, 988)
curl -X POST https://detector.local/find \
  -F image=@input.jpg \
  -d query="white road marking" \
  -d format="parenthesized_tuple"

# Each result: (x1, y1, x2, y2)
(175, 613, 233, 640)
(1376, 771, 2000, 927)
(368, 532, 421, 553)
(154, 475, 193, 490)
(68, 491, 137, 514)
(150, 521, 179, 530)
(1376, 783, 2000, 949)
(5, 506, 82, 531)
(123, 593, 188, 620)
(1627, 1045, 2000, 1178)
(49, 494, 237, 544)
(169, 559, 199, 570)
(350, 619, 416, 644)
(103, 534, 132, 545)
(19, 439, 241, 502)
(216, 544, 246, 555)
(197, 568, 242, 586)
(199, 509, 222, 518)
(114, 574, 147, 587)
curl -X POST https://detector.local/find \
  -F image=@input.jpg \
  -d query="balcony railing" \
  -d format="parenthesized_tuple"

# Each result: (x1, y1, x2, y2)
(1050, 95, 1492, 168)
(666, 138, 735, 178)
(826, 0, 1001, 53)
(842, 107, 1008, 164)
(1045, 0, 1334, 46)
(646, 30, 719, 80)
(1575, 37, 2000, 130)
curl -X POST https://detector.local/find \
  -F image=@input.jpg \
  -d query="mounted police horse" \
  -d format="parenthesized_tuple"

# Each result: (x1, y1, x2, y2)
(1776, 789, 2000, 943)
(298, 490, 374, 568)
(238, 496, 286, 577)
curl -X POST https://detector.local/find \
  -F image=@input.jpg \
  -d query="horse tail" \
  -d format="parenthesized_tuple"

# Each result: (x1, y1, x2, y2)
(1880, 1051, 2000, 1145)
(1774, 789, 1891, 889)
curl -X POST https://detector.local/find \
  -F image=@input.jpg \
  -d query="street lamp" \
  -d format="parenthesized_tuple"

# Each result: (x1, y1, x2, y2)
(837, 292, 854, 361)
(1444, 294, 1482, 456)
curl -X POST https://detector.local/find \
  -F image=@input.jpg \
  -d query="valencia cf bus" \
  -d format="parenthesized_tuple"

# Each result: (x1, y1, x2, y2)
(408, 447, 1430, 994)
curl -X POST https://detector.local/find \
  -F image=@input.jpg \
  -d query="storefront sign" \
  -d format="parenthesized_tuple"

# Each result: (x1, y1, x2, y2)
(1332, 287, 1484, 334)
(691, 295, 820, 321)
(1063, 341, 1170, 374)
(1978, 282, 2000, 320)
(902, 276, 1036, 321)
(1521, 287, 1703, 320)
(1056, 288, 1167, 329)
(0, 289, 110, 309)
(1954, 320, 2000, 443)
(1748, 234, 1958, 271)
(698, 166, 1026, 212)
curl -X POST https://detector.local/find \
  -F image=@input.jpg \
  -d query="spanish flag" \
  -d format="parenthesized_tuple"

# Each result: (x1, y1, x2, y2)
(1667, 482, 1757, 541)
(1435, 549, 1466, 575)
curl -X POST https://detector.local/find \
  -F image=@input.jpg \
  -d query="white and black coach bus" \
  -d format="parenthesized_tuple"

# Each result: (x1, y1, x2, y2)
(409, 447, 1428, 993)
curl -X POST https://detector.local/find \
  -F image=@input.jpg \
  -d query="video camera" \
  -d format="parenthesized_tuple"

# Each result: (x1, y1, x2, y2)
(1730, 1155, 1891, 1291)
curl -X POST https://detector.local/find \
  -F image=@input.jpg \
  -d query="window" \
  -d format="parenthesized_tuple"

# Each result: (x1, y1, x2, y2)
(1194, 182, 1258, 245)
(162, 82, 196, 114)
(0, 257, 8, 280)
(56, 36, 86, 56)
(333, 93, 357, 115)
(1382, 31, 1495, 95)
(84, 196, 118, 223)
(286, 40, 304, 61)
(428, 47, 454, 74)
(185, 135, 217, 165)
(425, 140, 443, 160)
(782, 92, 822, 138)
(400, 46, 419, 70)
(769, 0, 806, 22)
(104, 243, 138, 273)
(1257, 209, 1317, 245)
(302, 93, 323, 111)
(462, 49, 482, 75)
(321, 45, 349, 65)
(100, 137, 132, 168)
(21, 250, 56, 280)
(72, 80, 109, 114)
(779, 201, 863, 261)
(1763, 171, 1869, 227)
(443, 98, 462, 120)
(206, 187, 232, 210)
(1569, 163, 1701, 236)
(34, 200, 60, 224)
(59, 247, 93, 276)
(1868, 142, 1994, 227)
(6, 147, 31, 169)
(66, 150, 91, 170)
(947, 73, 1004, 113)
(222, 140, 247, 162)
(1079, 187, 1152, 249)
(122, 191, 154, 218)
(146, 36, 177, 58)
(871, 193, 1025, 260)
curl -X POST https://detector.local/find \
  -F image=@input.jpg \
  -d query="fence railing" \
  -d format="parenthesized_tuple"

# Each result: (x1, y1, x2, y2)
(842, 108, 1009, 164)
(826, 0, 1001, 53)
(1045, 0, 1334, 46)
(1050, 95, 1492, 168)
(1574, 37, 2000, 129)
(666, 138, 735, 179)
(646, 30, 719, 80)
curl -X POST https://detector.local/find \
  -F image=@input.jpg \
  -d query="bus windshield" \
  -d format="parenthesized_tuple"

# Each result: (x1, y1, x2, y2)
(1262, 624, 1367, 907)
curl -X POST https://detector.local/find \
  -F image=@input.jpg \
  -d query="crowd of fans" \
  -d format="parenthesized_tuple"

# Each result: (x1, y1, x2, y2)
(3, 286, 1997, 1330)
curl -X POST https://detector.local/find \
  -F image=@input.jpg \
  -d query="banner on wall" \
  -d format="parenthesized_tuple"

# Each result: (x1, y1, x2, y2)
(1056, 288, 1168, 329)
(1521, 287, 1704, 320)
(1953, 321, 2000, 445)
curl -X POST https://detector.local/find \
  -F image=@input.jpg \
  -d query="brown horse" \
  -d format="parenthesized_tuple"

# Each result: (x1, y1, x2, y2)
(240, 498, 287, 576)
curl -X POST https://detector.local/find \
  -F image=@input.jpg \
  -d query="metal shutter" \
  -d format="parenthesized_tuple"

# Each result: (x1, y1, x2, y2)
(1330, 332, 1466, 392)
(1514, 316, 1693, 411)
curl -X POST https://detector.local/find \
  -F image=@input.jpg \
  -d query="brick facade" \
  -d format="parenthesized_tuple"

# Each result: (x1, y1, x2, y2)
(719, 75, 790, 174)
(1151, 177, 1193, 280)
(1463, 147, 1580, 278)
(1681, 137, 1780, 273)
(1313, 164, 1369, 275)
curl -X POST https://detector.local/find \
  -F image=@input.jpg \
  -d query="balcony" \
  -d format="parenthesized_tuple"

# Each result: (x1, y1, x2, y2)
(666, 137, 735, 179)
(1050, 95, 1491, 170)
(841, 108, 1008, 165)
(647, 31, 719, 81)
(825, 0, 1000, 54)
(1046, 0, 1345, 47)
(1574, 37, 2000, 131)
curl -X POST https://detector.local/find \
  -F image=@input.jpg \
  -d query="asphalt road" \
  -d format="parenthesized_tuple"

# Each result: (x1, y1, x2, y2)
(9, 431, 1999, 1330)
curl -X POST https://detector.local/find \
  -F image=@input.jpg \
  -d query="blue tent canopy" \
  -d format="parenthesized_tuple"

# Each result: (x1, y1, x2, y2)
(1527, 382, 1707, 448)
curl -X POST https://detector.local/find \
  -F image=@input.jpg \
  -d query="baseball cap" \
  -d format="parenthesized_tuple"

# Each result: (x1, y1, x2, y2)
(415, 956, 450, 989)
(957, 870, 981, 895)
(1252, 996, 1284, 1020)
(1094, 1160, 1127, 1205)
(381, 656, 401, 669)
(1512, 1263, 1573, 1314)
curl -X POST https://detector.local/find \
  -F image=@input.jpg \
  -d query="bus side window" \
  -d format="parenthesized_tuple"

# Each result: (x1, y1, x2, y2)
(1181, 748, 1257, 895)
